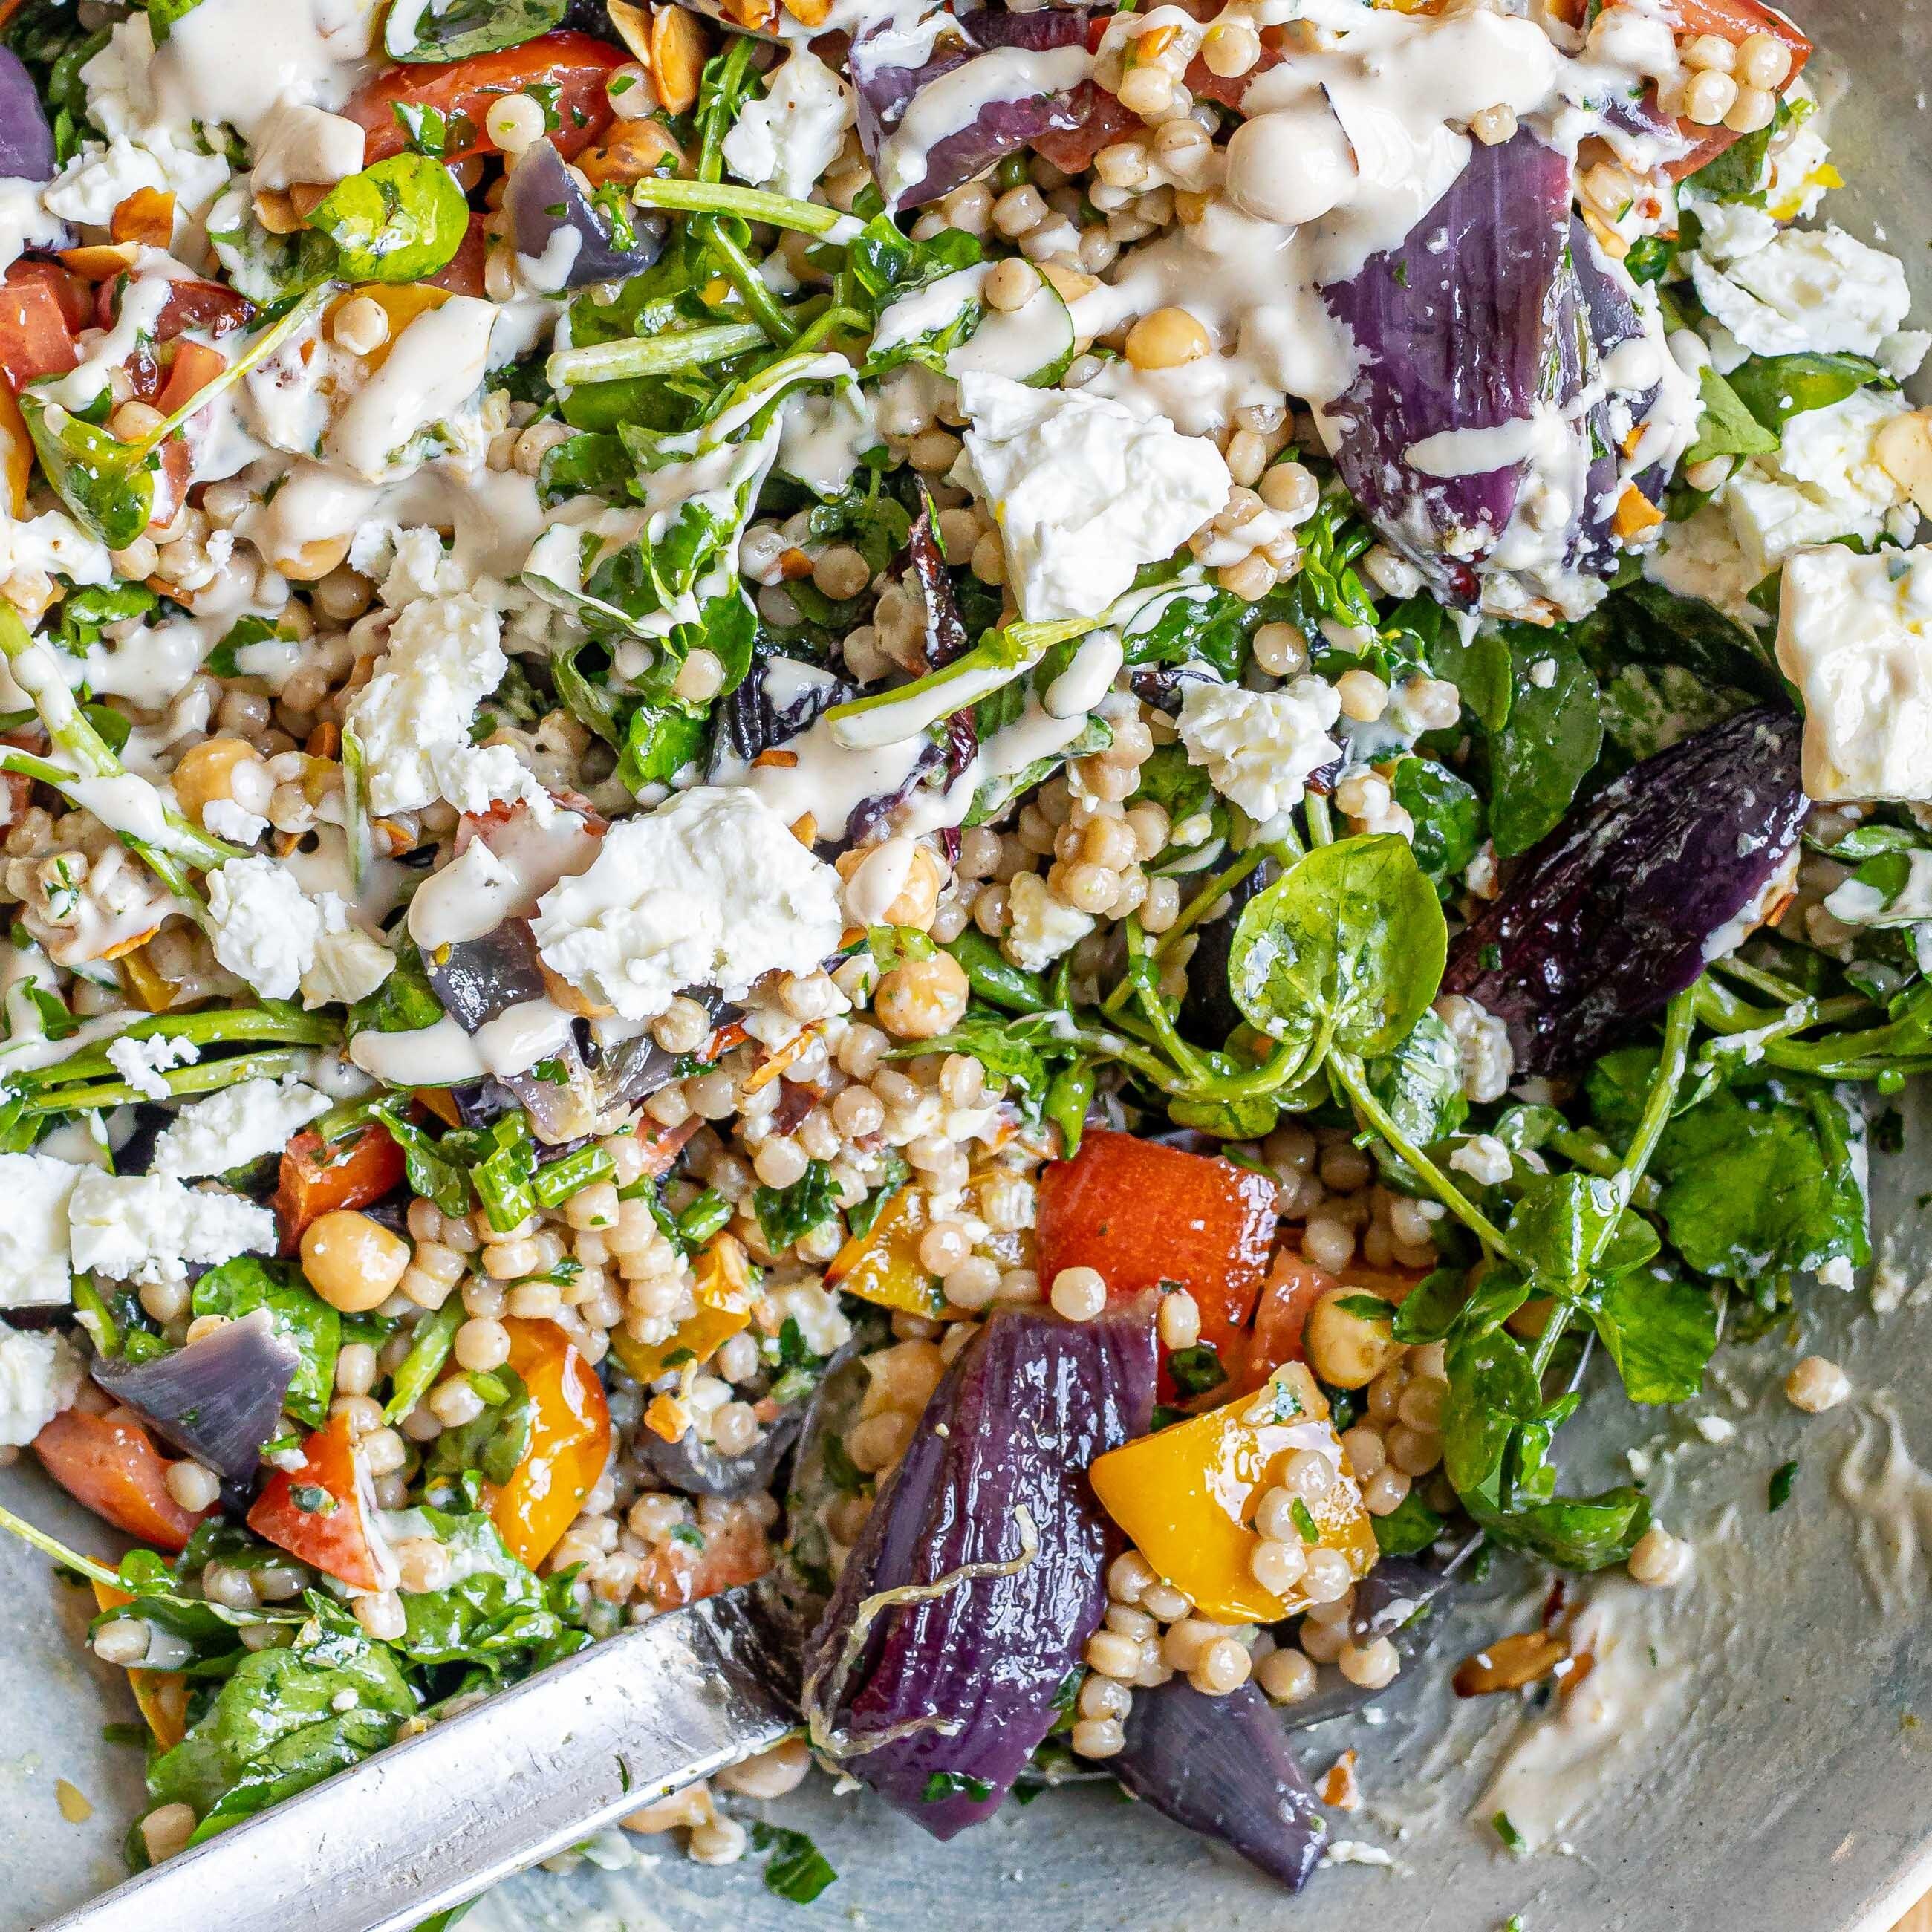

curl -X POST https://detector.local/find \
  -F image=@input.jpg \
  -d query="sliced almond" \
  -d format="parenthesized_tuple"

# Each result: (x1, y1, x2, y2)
(778, 0, 833, 24)
(538, 956, 617, 1021)
(577, 120, 684, 188)
(253, 186, 305, 235)
(649, 4, 710, 115)
(109, 187, 175, 249)
(1318, 1749, 1360, 1811)
(287, 181, 334, 221)
(60, 242, 140, 279)
(1452, 1629, 1569, 1697)
(605, 0, 654, 63)
(718, 0, 780, 31)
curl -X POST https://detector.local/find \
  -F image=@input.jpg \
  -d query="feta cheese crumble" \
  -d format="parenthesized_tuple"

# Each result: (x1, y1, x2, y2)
(1434, 994, 1515, 1103)
(0, 1152, 83, 1309)
(1775, 545, 1932, 801)
(206, 856, 326, 1001)
(1004, 870, 1095, 972)
(68, 1169, 277, 1287)
(958, 373, 1231, 622)
(345, 593, 547, 818)
(152, 1077, 330, 1180)
(0, 1324, 82, 1446)
(721, 48, 856, 203)
(1176, 677, 1343, 822)
(1690, 226, 1913, 363)
(106, 1032, 201, 1102)
(532, 787, 844, 1023)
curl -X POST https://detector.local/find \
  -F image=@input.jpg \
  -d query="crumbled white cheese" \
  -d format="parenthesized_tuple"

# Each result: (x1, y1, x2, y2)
(1447, 1133, 1513, 1188)
(106, 1032, 201, 1102)
(532, 787, 844, 1022)
(152, 1076, 330, 1180)
(1643, 500, 1768, 627)
(1775, 545, 1932, 801)
(68, 1169, 277, 1286)
(1434, 993, 1515, 1103)
(206, 856, 326, 1001)
(722, 48, 856, 203)
(0, 509, 115, 592)
(1694, 1414, 1737, 1444)
(958, 373, 1231, 622)
(302, 895, 397, 1009)
(344, 593, 547, 818)
(1721, 388, 1915, 579)
(1176, 677, 1341, 822)
(0, 1153, 83, 1309)
(42, 131, 228, 230)
(764, 1280, 853, 1362)
(0, 1324, 82, 1446)
(201, 796, 268, 845)
(248, 98, 365, 193)
(1002, 869, 1094, 973)
(0, 177, 68, 279)
(1690, 226, 1912, 362)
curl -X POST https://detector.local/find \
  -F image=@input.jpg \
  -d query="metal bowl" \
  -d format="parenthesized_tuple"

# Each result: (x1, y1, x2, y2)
(4, 2, 1929, 1923)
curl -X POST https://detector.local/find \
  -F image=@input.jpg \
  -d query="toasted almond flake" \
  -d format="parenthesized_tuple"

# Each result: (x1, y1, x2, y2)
(650, 4, 709, 114)
(1451, 1627, 1569, 1697)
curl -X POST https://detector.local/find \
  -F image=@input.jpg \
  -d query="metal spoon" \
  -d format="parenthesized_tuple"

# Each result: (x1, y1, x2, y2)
(38, 1586, 801, 1932)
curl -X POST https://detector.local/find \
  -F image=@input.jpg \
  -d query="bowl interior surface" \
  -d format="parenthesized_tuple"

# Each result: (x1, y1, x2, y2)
(4, 4, 1930, 1927)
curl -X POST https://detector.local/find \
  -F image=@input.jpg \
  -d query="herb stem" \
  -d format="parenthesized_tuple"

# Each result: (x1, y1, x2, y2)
(547, 320, 773, 388)
(703, 221, 796, 345)
(629, 178, 861, 239)
(22, 1046, 314, 1116)
(14, 1006, 336, 1090)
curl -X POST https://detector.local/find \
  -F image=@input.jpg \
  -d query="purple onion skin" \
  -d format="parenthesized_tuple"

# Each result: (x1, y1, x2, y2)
(804, 1298, 1157, 1838)
(0, 49, 56, 181)
(710, 658, 853, 773)
(1320, 131, 1575, 605)
(853, 12, 1091, 211)
(505, 140, 663, 288)
(1443, 706, 1804, 1074)
(92, 1310, 299, 1485)
(1279, 1554, 1458, 1732)
(1116, 1679, 1328, 1890)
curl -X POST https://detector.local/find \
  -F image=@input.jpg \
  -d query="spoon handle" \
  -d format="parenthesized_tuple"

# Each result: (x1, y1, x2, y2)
(39, 1589, 798, 1932)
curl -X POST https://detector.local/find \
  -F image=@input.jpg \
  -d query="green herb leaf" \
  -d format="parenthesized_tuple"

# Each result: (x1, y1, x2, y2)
(1485, 630, 1603, 859)
(1166, 1342, 1228, 1397)
(385, 0, 566, 61)
(308, 154, 470, 282)
(749, 1822, 838, 1904)
(1683, 364, 1781, 466)
(1768, 1458, 1798, 1512)
(753, 1159, 842, 1254)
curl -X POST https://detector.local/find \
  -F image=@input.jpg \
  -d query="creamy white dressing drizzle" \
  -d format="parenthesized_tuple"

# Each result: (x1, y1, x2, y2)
(1835, 1393, 1932, 1617)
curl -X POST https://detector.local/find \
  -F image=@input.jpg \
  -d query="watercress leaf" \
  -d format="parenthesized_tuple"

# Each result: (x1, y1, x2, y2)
(1363, 1008, 1467, 1189)
(19, 391, 155, 549)
(1683, 364, 1780, 466)
(1414, 602, 1511, 732)
(752, 1159, 842, 1253)
(749, 1821, 838, 1904)
(1589, 1266, 1717, 1404)
(1389, 1266, 1468, 1344)
(1442, 1326, 1541, 1501)
(308, 153, 469, 282)
(1370, 1486, 1448, 1557)
(348, 934, 443, 1035)
(385, 0, 566, 62)
(1389, 755, 1483, 889)
(617, 695, 708, 788)
(192, 1257, 341, 1430)
(1506, 1171, 1622, 1296)
(1574, 576, 1783, 706)
(1466, 1485, 1651, 1570)
(146, 0, 207, 42)
(1228, 834, 1448, 1056)
(369, 1099, 473, 1220)
(894, 1012, 1054, 1116)
(146, 1599, 417, 1827)
(1724, 351, 1893, 433)
(394, 1506, 589, 1672)
(1486, 630, 1603, 858)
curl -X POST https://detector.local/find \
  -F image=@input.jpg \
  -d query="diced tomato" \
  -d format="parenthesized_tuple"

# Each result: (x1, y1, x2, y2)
(247, 1409, 397, 1591)
(1036, 1130, 1279, 1374)
(155, 277, 256, 342)
(487, 1318, 611, 1571)
(0, 267, 79, 392)
(1240, 1250, 1337, 1388)
(155, 336, 224, 418)
(33, 1409, 212, 1553)
(1030, 83, 1139, 175)
(274, 1120, 407, 1252)
(145, 438, 192, 538)
(10, 258, 89, 331)
(634, 1113, 700, 1180)
(350, 32, 627, 165)
(427, 213, 488, 297)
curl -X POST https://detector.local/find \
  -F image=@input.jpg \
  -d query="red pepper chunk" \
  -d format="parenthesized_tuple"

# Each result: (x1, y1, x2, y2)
(348, 31, 626, 165)
(248, 1410, 396, 1592)
(1035, 1130, 1278, 1372)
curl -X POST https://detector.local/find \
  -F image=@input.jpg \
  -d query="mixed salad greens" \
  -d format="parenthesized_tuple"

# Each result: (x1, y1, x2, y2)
(0, 0, 1927, 1906)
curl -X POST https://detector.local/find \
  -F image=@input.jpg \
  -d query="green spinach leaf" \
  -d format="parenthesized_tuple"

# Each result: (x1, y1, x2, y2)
(192, 1258, 341, 1430)
(385, 0, 566, 62)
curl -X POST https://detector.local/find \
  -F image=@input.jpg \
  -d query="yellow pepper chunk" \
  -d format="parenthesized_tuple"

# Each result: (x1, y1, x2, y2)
(608, 1231, 755, 1383)
(1089, 1363, 1379, 1624)
(824, 1184, 946, 1318)
(91, 1580, 189, 1750)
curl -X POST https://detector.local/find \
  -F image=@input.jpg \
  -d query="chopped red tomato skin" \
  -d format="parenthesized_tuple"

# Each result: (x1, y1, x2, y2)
(248, 1410, 394, 1591)
(34, 1410, 212, 1552)
(0, 268, 79, 391)
(1036, 1130, 1278, 1374)
(275, 1121, 407, 1252)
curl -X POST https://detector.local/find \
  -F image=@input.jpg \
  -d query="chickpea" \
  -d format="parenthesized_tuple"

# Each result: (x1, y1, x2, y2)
(301, 1210, 412, 1313)
(873, 952, 969, 1041)
(1125, 305, 1212, 371)
(172, 737, 264, 827)
(1301, 1285, 1399, 1389)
